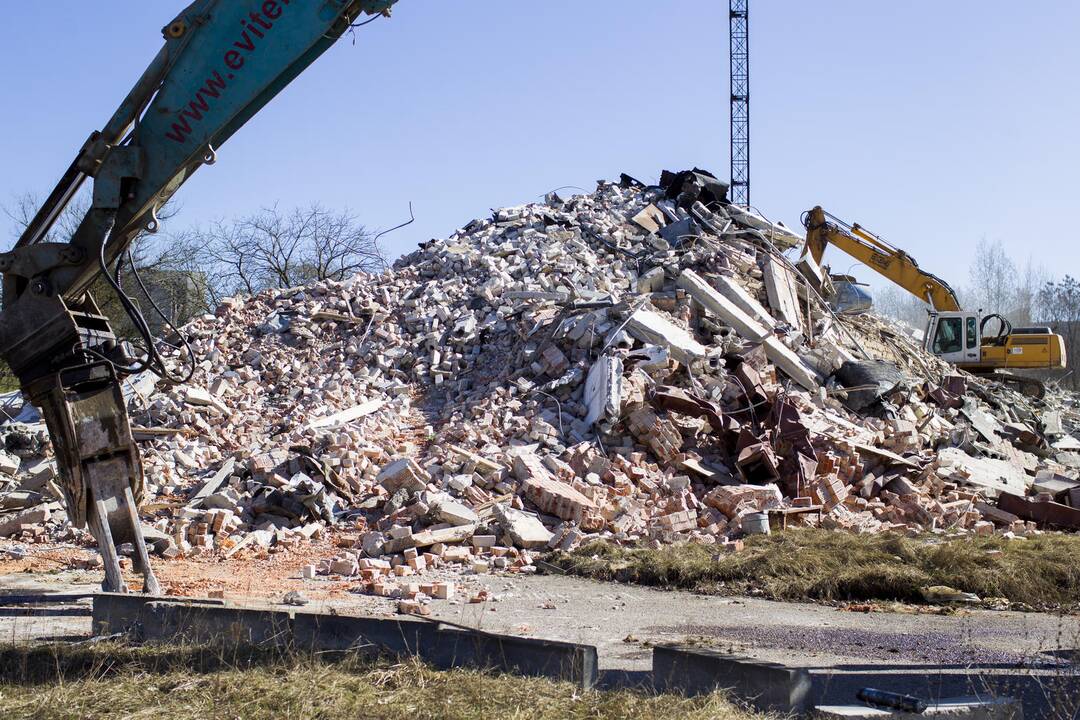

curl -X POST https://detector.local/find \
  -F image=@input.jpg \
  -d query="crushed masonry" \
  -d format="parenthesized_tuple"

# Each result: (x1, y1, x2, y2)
(3, 167, 1080, 611)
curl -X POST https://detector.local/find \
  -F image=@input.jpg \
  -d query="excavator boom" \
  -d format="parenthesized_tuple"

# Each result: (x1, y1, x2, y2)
(803, 206, 961, 312)
(802, 206, 1066, 391)
(0, 0, 400, 594)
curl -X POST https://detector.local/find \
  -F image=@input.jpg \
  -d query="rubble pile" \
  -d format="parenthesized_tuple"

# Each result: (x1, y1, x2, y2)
(3, 168, 1080, 606)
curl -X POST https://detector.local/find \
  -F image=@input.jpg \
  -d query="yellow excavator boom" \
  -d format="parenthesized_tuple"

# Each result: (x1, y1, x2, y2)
(801, 205, 1066, 391)
(802, 206, 961, 312)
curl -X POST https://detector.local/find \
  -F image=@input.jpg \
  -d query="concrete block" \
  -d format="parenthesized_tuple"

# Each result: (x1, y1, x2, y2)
(434, 498, 480, 527)
(0, 507, 50, 537)
(625, 309, 708, 365)
(520, 474, 596, 523)
(493, 505, 553, 548)
(653, 644, 811, 714)
(143, 601, 294, 647)
(378, 458, 429, 494)
(426, 626, 598, 689)
(92, 594, 224, 641)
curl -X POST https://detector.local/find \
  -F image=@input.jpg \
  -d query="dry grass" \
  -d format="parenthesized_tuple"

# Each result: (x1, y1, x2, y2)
(551, 528, 1080, 608)
(0, 643, 761, 720)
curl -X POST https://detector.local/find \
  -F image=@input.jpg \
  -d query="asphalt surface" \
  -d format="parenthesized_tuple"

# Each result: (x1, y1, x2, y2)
(2, 570, 1077, 672)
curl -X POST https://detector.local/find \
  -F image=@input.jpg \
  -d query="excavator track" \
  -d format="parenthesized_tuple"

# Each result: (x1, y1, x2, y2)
(979, 370, 1046, 401)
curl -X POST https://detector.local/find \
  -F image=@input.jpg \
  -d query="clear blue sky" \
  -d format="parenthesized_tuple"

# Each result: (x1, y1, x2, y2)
(1, 1, 1077, 288)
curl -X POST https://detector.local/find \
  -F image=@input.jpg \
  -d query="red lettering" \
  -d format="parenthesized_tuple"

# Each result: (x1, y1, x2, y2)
(234, 31, 255, 52)
(164, 0, 296, 144)
(201, 71, 227, 98)
(166, 72, 228, 143)
(181, 93, 210, 122)
(165, 115, 194, 144)
(250, 11, 272, 29)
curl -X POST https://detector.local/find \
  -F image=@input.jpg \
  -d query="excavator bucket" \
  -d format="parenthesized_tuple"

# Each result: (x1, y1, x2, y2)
(31, 361, 160, 595)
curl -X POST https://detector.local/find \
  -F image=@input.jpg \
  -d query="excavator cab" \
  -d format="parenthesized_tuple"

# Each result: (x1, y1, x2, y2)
(925, 312, 981, 365)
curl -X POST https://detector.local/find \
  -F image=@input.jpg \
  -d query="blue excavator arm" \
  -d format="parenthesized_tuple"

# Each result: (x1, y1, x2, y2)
(0, 0, 399, 594)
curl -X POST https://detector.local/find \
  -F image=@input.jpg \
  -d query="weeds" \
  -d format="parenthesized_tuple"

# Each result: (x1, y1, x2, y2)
(551, 528, 1080, 608)
(0, 642, 761, 720)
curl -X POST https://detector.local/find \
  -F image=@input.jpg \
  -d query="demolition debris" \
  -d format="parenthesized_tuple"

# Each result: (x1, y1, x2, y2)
(3, 168, 1080, 612)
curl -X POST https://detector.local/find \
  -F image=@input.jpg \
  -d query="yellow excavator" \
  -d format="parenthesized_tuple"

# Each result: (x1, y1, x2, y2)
(802, 207, 1066, 397)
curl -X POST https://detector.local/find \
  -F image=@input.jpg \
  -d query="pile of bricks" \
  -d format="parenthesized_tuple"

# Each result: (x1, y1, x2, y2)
(3, 168, 1080, 602)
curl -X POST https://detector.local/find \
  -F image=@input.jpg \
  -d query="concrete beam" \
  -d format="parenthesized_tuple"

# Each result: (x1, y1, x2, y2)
(677, 269, 821, 391)
(625, 309, 708, 365)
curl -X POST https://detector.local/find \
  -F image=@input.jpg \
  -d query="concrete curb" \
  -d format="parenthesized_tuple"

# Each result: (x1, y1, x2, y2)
(652, 643, 812, 714)
(92, 594, 598, 688)
(89, 595, 1050, 716)
(426, 625, 597, 687)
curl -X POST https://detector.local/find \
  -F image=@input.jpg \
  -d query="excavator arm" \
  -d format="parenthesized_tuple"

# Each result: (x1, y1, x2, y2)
(0, 0, 400, 593)
(802, 206, 961, 312)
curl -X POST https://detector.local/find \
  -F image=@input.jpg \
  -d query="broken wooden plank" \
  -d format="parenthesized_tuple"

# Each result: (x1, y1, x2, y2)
(311, 310, 366, 324)
(132, 426, 196, 440)
(676, 269, 821, 391)
(630, 204, 666, 233)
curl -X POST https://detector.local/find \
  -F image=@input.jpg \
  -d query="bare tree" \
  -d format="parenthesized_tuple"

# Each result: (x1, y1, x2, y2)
(3, 190, 205, 339)
(872, 284, 931, 330)
(967, 238, 1017, 318)
(1012, 257, 1049, 327)
(187, 204, 386, 305)
(1038, 276, 1080, 390)
(2, 191, 88, 247)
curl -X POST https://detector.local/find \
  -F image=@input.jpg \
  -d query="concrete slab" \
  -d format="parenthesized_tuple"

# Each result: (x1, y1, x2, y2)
(653, 644, 811, 714)
(8, 572, 1077, 719)
(145, 601, 294, 647)
(292, 610, 437, 655)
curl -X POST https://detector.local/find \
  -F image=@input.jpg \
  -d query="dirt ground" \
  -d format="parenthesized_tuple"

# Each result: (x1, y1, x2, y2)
(2, 544, 1077, 674)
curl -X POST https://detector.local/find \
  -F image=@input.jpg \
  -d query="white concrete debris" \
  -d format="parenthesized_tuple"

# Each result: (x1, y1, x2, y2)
(3, 167, 1080, 591)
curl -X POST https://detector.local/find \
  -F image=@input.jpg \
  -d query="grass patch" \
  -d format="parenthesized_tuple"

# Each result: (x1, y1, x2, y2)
(0, 643, 760, 720)
(551, 528, 1080, 608)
